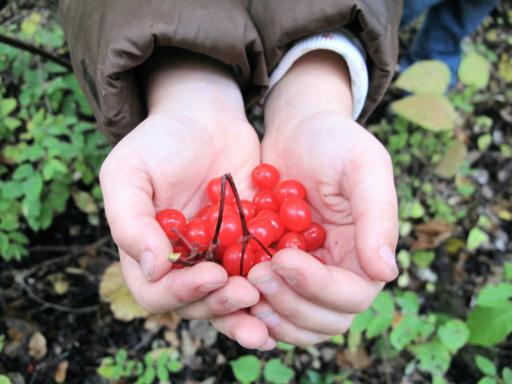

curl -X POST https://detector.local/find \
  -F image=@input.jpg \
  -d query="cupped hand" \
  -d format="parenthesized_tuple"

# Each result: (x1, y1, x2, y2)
(99, 50, 274, 350)
(249, 51, 399, 346)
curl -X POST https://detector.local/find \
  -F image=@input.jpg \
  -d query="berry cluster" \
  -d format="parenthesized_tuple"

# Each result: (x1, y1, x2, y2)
(155, 164, 326, 276)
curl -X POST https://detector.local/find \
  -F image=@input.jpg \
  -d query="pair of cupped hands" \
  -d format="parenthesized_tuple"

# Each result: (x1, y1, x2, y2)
(99, 49, 399, 350)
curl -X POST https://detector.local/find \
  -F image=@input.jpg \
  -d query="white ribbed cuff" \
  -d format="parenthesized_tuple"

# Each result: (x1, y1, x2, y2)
(266, 30, 369, 120)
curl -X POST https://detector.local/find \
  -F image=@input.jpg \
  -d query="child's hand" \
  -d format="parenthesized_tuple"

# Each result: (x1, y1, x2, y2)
(99, 51, 275, 350)
(248, 51, 399, 346)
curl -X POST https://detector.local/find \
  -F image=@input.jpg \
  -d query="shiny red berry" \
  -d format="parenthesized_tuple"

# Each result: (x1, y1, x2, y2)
(156, 209, 186, 241)
(278, 232, 306, 251)
(207, 177, 235, 204)
(223, 244, 256, 276)
(302, 222, 327, 251)
(252, 163, 280, 190)
(257, 209, 285, 241)
(274, 179, 307, 203)
(253, 190, 280, 212)
(279, 197, 312, 232)
(185, 218, 211, 251)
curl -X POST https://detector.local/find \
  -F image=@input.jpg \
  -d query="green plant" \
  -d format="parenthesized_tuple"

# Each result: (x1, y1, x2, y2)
(0, 14, 109, 261)
(230, 355, 296, 384)
(475, 354, 512, 384)
(0, 375, 12, 384)
(0, 334, 4, 353)
(97, 348, 183, 384)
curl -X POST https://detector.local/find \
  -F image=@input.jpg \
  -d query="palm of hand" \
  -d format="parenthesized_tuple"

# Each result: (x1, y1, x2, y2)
(262, 113, 397, 282)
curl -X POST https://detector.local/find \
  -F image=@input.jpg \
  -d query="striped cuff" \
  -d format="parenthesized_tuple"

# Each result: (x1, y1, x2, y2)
(266, 30, 369, 120)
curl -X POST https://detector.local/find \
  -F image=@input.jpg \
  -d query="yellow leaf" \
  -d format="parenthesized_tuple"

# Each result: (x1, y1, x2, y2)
(99, 262, 148, 321)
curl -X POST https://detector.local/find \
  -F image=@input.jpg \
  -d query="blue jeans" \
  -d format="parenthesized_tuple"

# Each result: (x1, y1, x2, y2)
(400, 0, 499, 86)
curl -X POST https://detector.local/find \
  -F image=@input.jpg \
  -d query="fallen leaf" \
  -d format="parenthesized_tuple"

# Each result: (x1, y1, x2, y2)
(395, 60, 451, 94)
(144, 312, 181, 333)
(54, 360, 69, 383)
(391, 94, 456, 132)
(434, 140, 467, 179)
(28, 331, 47, 360)
(99, 262, 148, 321)
(413, 220, 454, 250)
(336, 346, 372, 370)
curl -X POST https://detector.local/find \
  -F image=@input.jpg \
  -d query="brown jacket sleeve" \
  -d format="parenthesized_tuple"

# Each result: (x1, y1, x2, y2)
(59, 0, 267, 143)
(249, 0, 402, 123)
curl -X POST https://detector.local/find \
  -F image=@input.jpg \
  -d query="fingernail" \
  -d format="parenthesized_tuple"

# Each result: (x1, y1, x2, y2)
(272, 265, 298, 285)
(197, 281, 225, 293)
(379, 245, 399, 276)
(224, 298, 246, 311)
(140, 250, 155, 281)
(258, 337, 277, 351)
(255, 311, 281, 328)
(250, 276, 279, 296)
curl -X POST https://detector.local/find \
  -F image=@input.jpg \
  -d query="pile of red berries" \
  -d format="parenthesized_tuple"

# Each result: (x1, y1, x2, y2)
(156, 163, 326, 276)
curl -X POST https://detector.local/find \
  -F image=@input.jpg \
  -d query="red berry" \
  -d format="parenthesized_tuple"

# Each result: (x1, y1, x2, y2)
(257, 209, 285, 241)
(223, 244, 256, 276)
(254, 250, 272, 264)
(156, 209, 186, 241)
(279, 197, 312, 232)
(247, 217, 275, 250)
(253, 190, 280, 212)
(185, 218, 212, 251)
(211, 214, 242, 247)
(252, 163, 280, 190)
(236, 199, 257, 221)
(173, 244, 190, 259)
(274, 179, 307, 203)
(302, 222, 327, 251)
(278, 232, 306, 251)
(196, 205, 212, 221)
(207, 177, 235, 204)
(207, 203, 237, 227)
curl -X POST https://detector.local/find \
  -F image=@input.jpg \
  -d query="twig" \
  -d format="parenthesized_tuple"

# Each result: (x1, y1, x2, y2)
(0, 32, 72, 70)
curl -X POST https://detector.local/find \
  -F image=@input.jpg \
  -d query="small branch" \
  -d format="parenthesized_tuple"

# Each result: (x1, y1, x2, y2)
(0, 32, 72, 70)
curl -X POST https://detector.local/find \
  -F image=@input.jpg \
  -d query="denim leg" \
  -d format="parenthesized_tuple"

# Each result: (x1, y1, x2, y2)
(406, 0, 499, 86)
(401, 0, 444, 28)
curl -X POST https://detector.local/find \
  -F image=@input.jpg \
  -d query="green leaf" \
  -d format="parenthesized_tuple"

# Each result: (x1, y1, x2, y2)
(475, 355, 497, 377)
(477, 134, 493, 151)
(263, 358, 294, 384)
(22, 172, 43, 199)
(366, 291, 394, 338)
(458, 52, 490, 89)
(351, 309, 373, 333)
(0, 232, 9, 255)
(12, 164, 35, 180)
(395, 60, 451, 94)
(434, 140, 467, 179)
(437, 319, 469, 353)
(1, 181, 24, 199)
(167, 359, 183, 373)
(477, 378, 497, 384)
(476, 283, 512, 307)
(467, 227, 490, 252)
(391, 94, 456, 132)
(230, 355, 261, 384)
(411, 341, 451, 374)
(412, 251, 436, 269)
(396, 292, 420, 315)
(0, 374, 13, 384)
(467, 303, 512, 346)
(390, 315, 425, 351)
(0, 98, 17, 116)
(502, 367, 512, 384)
(21, 13, 42, 37)
(3, 116, 22, 130)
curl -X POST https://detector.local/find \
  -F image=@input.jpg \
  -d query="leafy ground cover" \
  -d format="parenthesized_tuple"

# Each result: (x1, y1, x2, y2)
(0, 2, 511, 383)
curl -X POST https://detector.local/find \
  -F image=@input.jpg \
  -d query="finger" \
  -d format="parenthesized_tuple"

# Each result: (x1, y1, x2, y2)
(120, 251, 227, 313)
(211, 311, 275, 351)
(263, 249, 382, 313)
(342, 136, 399, 282)
(100, 157, 172, 281)
(248, 262, 354, 334)
(250, 301, 332, 347)
(176, 276, 260, 319)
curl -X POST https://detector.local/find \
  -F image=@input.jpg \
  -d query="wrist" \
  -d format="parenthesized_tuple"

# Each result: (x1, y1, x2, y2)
(265, 50, 353, 134)
(144, 49, 246, 120)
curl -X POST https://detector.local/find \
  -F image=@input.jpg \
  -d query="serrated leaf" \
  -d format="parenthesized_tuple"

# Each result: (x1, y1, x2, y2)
(459, 52, 490, 89)
(395, 60, 451, 94)
(475, 355, 496, 377)
(366, 291, 394, 338)
(437, 319, 469, 353)
(467, 303, 512, 346)
(263, 358, 294, 384)
(434, 140, 467, 179)
(391, 94, 456, 131)
(467, 227, 489, 252)
(230, 355, 261, 384)
(476, 283, 512, 307)
(411, 341, 451, 374)
(99, 262, 148, 321)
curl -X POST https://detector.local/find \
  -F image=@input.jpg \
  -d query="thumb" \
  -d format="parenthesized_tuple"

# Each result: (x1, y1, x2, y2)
(344, 139, 399, 282)
(100, 161, 173, 282)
